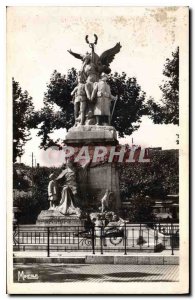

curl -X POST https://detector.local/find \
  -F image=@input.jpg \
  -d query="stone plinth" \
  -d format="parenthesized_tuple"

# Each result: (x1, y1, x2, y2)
(36, 210, 84, 229)
(65, 125, 118, 145)
(65, 125, 121, 211)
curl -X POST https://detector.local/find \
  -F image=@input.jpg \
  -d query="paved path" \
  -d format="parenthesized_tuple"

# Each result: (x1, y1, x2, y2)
(14, 249, 179, 257)
(14, 263, 179, 283)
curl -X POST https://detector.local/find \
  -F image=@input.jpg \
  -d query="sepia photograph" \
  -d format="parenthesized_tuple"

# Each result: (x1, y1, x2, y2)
(6, 5, 189, 294)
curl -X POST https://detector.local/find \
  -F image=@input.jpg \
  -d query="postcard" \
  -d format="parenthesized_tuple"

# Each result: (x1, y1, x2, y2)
(7, 6, 189, 294)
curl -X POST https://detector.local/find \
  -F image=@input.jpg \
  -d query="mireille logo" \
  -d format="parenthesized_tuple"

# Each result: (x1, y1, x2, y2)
(18, 270, 39, 281)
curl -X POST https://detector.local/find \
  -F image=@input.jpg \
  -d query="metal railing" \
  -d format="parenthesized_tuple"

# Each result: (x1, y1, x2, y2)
(13, 222, 179, 257)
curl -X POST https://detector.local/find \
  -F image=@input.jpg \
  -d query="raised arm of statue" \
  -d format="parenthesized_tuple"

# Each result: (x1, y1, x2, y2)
(67, 49, 84, 61)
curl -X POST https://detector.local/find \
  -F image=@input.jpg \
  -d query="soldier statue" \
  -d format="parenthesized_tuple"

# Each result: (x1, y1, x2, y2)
(71, 73, 88, 125)
(91, 73, 117, 125)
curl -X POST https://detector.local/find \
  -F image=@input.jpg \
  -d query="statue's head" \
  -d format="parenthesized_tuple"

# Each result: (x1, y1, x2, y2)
(100, 73, 108, 82)
(78, 72, 85, 83)
(83, 52, 91, 64)
(78, 75, 84, 83)
(86, 73, 96, 83)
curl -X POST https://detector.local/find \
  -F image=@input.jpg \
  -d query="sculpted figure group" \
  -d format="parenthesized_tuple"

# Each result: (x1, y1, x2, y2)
(46, 37, 122, 215)
(47, 161, 113, 217)
(47, 160, 90, 216)
(68, 38, 121, 126)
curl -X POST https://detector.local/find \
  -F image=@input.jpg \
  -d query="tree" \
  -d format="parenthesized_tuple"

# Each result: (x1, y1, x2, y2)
(108, 72, 147, 137)
(119, 149, 179, 221)
(37, 69, 147, 148)
(37, 69, 77, 149)
(13, 79, 35, 162)
(127, 194, 155, 222)
(119, 149, 179, 200)
(13, 164, 60, 224)
(147, 47, 179, 125)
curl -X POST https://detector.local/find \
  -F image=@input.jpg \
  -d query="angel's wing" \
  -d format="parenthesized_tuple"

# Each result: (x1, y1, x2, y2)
(99, 43, 122, 67)
(67, 49, 84, 60)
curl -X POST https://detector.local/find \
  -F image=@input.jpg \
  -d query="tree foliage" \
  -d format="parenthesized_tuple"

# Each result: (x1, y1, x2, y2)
(36, 69, 147, 148)
(147, 47, 179, 125)
(13, 164, 60, 224)
(36, 69, 77, 149)
(119, 149, 179, 202)
(127, 195, 155, 222)
(108, 73, 147, 137)
(119, 149, 178, 222)
(13, 79, 35, 162)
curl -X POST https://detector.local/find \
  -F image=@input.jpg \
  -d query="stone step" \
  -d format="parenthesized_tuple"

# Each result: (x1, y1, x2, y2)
(13, 255, 179, 265)
(13, 244, 158, 253)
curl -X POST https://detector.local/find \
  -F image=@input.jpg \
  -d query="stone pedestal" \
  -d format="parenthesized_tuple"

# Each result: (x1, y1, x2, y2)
(79, 163, 120, 211)
(36, 210, 84, 229)
(65, 125, 118, 145)
(65, 125, 121, 211)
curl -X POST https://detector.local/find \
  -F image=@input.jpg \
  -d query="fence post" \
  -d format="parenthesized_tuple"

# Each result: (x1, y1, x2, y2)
(171, 222, 174, 255)
(91, 225, 95, 255)
(159, 222, 161, 233)
(154, 225, 156, 252)
(47, 227, 50, 257)
(147, 228, 150, 247)
(124, 222, 127, 255)
(78, 226, 79, 250)
(139, 223, 142, 250)
(100, 226, 103, 255)
(17, 224, 20, 251)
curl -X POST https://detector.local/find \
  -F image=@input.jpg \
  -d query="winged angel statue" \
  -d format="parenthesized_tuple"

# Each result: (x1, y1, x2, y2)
(68, 36, 121, 126)
(68, 42, 121, 82)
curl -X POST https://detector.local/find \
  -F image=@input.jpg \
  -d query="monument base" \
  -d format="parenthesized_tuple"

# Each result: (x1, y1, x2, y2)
(65, 125, 118, 145)
(64, 124, 121, 211)
(79, 163, 120, 211)
(36, 210, 85, 228)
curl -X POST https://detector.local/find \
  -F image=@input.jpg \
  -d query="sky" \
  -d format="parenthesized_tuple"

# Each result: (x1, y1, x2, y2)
(7, 6, 186, 166)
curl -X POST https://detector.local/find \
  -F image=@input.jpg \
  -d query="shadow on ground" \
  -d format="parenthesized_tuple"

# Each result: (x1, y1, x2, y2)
(13, 263, 165, 283)
(105, 272, 160, 278)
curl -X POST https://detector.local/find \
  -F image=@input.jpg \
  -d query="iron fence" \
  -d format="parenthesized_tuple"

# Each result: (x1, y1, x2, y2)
(13, 222, 179, 257)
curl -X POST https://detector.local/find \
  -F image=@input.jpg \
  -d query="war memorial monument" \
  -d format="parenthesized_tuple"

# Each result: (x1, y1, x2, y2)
(37, 35, 123, 228)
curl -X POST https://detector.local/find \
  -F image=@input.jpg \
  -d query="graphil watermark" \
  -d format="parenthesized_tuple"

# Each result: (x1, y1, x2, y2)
(42, 144, 151, 165)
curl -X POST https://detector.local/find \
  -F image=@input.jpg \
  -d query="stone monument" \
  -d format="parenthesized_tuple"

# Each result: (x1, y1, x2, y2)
(65, 35, 121, 212)
(37, 34, 122, 226)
